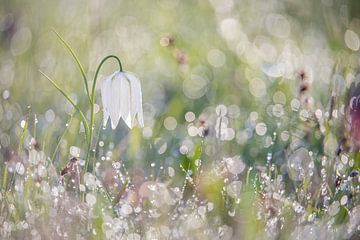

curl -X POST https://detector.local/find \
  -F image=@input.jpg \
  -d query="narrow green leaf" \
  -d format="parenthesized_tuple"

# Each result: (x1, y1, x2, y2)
(19, 120, 28, 150)
(39, 70, 90, 139)
(112, 179, 129, 207)
(51, 115, 73, 163)
(52, 28, 91, 103)
(2, 162, 8, 191)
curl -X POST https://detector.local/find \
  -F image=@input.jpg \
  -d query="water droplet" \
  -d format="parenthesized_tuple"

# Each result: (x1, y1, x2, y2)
(168, 167, 175, 177)
(341, 154, 348, 165)
(216, 105, 227, 116)
(287, 148, 312, 181)
(120, 203, 133, 216)
(194, 159, 201, 167)
(86, 193, 96, 206)
(69, 146, 81, 157)
(345, 29, 360, 51)
(15, 162, 25, 175)
(134, 206, 142, 213)
(224, 156, 245, 175)
(307, 213, 315, 222)
(164, 117, 177, 131)
(340, 195, 348, 206)
(2, 89, 10, 99)
(79, 184, 86, 192)
(185, 111, 196, 122)
(113, 162, 121, 169)
(255, 122, 267, 136)
(226, 181, 242, 199)
(328, 201, 340, 216)
(228, 209, 236, 217)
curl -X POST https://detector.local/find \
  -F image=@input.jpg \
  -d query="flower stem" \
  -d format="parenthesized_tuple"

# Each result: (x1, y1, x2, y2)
(85, 55, 123, 173)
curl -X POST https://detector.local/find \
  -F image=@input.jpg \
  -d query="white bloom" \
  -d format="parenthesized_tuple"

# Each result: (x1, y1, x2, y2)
(101, 71, 144, 129)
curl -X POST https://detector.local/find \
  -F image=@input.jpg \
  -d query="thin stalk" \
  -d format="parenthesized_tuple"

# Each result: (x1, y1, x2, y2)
(51, 115, 73, 163)
(92, 122, 103, 175)
(33, 114, 37, 140)
(19, 120, 28, 151)
(85, 55, 123, 172)
(3, 114, 29, 192)
(2, 163, 8, 192)
(52, 29, 91, 103)
(39, 70, 90, 140)
(112, 179, 129, 207)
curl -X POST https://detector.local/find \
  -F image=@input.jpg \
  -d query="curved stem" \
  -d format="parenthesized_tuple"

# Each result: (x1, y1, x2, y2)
(85, 55, 123, 172)
(91, 55, 123, 103)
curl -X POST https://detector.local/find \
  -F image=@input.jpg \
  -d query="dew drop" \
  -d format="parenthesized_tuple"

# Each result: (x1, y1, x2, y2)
(86, 193, 96, 207)
(15, 162, 25, 175)
(328, 201, 340, 216)
(340, 195, 348, 206)
(120, 203, 133, 216)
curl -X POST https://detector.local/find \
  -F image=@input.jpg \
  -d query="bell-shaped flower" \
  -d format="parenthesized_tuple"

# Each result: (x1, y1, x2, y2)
(101, 71, 144, 129)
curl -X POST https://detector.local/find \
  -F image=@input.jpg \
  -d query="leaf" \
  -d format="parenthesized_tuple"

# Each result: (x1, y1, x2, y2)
(112, 179, 129, 207)
(52, 28, 91, 102)
(39, 70, 90, 138)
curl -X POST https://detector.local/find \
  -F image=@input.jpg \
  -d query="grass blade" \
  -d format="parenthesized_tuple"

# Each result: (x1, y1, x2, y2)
(112, 179, 129, 207)
(2, 163, 8, 192)
(39, 70, 90, 139)
(51, 115, 73, 163)
(52, 29, 91, 103)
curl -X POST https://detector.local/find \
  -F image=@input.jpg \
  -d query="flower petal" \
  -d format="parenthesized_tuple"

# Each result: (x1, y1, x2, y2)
(119, 73, 132, 128)
(125, 72, 144, 128)
(109, 72, 122, 129)
(101, 71, 117, 128)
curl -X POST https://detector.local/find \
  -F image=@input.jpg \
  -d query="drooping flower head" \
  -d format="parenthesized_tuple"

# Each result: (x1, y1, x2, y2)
(101, 71, 144, 129)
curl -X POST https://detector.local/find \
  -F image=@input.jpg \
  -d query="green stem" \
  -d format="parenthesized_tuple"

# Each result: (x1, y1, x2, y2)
(39, 70, 90, 140)
(112, 179, 129, 207)
(52, 29, 91, 103)
(92, 123, 103, 175)
(85, 55, 122, 173)
(2, 162, 8, 192)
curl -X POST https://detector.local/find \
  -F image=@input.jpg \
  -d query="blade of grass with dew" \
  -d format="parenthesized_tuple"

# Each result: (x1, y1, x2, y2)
(33, 114, 37, 140)
(2, 163, 8, 192)
(6, 119, 28, 192)
(19, 119, 28, 151)
(39, 70, 90, 140)
(52, 29, 91, 103)
(51, 115, 73, 163)
(112, 179, 129, 207)
(92, 121, 103, 174)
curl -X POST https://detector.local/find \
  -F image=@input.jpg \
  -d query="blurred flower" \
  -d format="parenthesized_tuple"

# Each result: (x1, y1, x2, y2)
(160, 34, 175, 47)
(101, 71, 144, 129)
(173, 49, 188, 65)
(347, 82, 360, 148)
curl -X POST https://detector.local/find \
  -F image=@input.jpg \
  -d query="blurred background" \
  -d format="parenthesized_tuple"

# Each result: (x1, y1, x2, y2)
(1, 0, 360, 238)
(1, 0, 359, 170)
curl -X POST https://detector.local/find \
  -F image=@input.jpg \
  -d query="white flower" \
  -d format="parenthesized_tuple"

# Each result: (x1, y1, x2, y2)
(101, 71, 144, 129)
